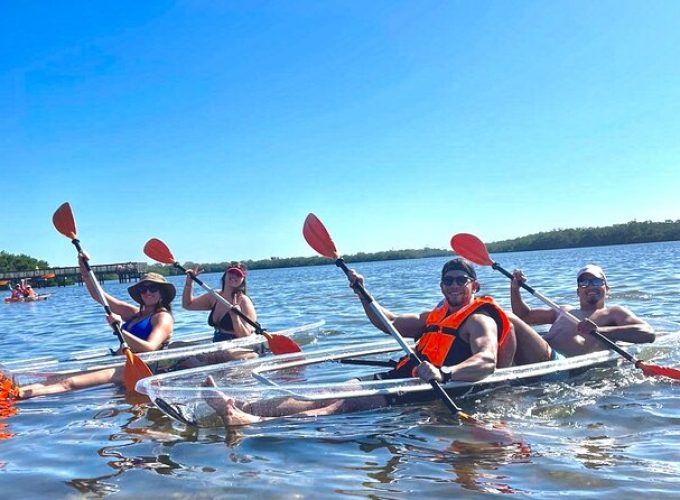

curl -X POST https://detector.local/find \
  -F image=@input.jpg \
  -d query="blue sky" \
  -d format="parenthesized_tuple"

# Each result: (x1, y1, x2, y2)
(2, 1, 679, 267)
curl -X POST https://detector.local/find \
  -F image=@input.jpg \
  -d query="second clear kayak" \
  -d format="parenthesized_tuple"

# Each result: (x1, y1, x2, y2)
(1, 320, 325, 387)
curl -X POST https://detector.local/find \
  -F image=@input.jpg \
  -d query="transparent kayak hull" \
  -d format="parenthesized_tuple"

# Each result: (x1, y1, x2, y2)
(0, 320, 325, 386)
(137, 338, 649, 428)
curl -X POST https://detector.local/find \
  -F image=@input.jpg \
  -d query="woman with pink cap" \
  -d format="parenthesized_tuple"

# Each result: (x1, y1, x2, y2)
(182, 262, 259, 360)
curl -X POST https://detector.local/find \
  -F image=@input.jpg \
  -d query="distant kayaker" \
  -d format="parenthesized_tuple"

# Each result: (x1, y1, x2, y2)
(14, 254, 175, 399)
(182, 262, 259, 361)
(509, 264, 655, 363)
(23, 285, 36, 298)
(201, 258, 538, 426)
(10, 284, 23, 300)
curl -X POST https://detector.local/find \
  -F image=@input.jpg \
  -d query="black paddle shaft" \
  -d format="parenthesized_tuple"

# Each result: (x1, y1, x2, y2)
(334, 258, 468, 417)
(172, 262, 266, 336)
(71, 238, 128, 348)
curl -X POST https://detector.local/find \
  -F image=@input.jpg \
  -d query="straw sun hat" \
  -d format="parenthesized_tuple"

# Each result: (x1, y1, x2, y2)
(128, 273, 176, 304)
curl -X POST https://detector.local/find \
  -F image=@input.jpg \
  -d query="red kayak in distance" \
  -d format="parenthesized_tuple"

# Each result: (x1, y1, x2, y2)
(3, 294, 51, 303)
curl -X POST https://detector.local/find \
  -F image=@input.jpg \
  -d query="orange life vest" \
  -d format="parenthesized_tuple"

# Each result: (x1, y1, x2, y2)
(393, 296, 511, 377)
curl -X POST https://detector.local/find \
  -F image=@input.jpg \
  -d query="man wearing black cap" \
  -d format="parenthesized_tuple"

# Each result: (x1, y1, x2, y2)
(510, 264, 654, 362)
(200, 257, 520, 425)
(348, 257, 516, 384)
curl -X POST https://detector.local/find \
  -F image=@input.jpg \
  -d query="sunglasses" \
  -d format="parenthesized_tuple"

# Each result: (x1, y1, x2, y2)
(138, 284, 160, 294)
(441, 275, 474, 287)
(577, 277, 606, 288)
(227, 270, 244, 278)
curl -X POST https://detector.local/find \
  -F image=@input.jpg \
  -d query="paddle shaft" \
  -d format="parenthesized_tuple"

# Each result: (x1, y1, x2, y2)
(494, 261, 640, 365)
(72, 239, 131, 351)
(334, 258, 467, 417)
(172, 262, 269, 338)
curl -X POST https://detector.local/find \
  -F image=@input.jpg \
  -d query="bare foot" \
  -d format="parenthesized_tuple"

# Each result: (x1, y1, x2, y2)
(204, 376, 262, 426)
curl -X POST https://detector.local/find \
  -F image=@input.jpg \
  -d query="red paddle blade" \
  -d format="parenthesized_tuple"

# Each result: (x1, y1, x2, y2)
(52, 202, 78, 240)
(122, 350, 153, 393)
(144, 238, 177, 265)
(303, 213, 339, 259)
(637, 361, 680, 380)
(267, 334, 303, 355)
(450, 233, 494, 267)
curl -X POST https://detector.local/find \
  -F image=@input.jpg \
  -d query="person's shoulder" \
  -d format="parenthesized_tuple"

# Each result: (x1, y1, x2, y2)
(152, 309, 174, 322)
(605, 304, 640, 320)
(464, 310, 498, 332)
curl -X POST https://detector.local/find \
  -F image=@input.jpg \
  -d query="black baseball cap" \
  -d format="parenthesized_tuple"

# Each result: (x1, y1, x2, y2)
(441, 258, 477, 280)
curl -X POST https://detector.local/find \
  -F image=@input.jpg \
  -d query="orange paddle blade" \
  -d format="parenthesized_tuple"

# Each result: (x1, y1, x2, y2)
(450, 233, 494, 267)
(143, 238, 177, 265)
(303, 213, 339, 259)
(122, 350, 153, 393)
(637, 361, 680, 380)
(266, 333, 303, 355)
(52, 202, 78, 240)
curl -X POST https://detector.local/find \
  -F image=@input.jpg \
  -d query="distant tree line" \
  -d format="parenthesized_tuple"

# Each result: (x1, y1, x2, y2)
(487, 220, 680, 252)
(149, 247, 451, 276)
(0, 251, 49, 273)
(4, 220, 680, 278)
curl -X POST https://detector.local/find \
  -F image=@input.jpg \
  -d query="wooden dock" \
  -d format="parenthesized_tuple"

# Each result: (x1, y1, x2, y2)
(0, 262, 148, 287)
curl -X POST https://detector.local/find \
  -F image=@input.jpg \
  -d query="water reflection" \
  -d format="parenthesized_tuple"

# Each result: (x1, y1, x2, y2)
(66, 402, 190, 495)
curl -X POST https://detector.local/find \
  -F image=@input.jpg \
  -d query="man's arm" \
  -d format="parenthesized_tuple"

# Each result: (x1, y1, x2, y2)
(418, 313, 499, 383)
(356, 295, 426, 339)
(348, 268, 426, 339)
(510, 270, 559, 325)
(579, 306, 655, 344)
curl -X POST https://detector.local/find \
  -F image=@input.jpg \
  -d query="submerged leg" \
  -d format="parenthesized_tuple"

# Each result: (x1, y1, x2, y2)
(507, 314, 553, 365)
(204, 376, 264, 426)
(202, 376, 389, 426)
(17, 367, 119, 399)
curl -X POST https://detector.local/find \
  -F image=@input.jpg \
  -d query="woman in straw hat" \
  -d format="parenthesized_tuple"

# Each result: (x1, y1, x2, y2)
(14, 254, 176, 399)
(77, 253, 175, 353)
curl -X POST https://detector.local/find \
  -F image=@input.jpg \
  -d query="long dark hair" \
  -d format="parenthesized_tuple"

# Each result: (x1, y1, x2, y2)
(221, 261, 248, 299)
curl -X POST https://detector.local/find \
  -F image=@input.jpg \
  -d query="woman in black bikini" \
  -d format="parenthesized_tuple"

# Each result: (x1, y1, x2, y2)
(182, 262, 259, 361)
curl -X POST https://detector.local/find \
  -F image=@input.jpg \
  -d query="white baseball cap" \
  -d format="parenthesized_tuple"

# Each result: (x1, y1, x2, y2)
(577, 264, 606, 281)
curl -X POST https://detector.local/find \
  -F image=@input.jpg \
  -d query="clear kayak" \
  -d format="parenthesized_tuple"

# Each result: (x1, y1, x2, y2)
(136, 334, 668, 428)
(0, 320, 325, 387)
(4, 294, 51, 303)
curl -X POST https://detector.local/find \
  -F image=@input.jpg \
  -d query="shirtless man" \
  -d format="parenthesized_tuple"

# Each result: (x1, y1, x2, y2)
(510, 264, 654, 364)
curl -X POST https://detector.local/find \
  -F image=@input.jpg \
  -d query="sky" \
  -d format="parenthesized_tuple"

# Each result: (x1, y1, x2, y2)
(2, 1, 679, 267)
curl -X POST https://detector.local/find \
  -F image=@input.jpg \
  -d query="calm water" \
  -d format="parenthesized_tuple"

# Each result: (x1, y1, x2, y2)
(1, 242, 680, 497)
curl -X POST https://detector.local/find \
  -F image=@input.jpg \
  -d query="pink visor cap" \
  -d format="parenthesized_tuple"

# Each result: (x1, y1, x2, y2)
(226, 266, 246, 278)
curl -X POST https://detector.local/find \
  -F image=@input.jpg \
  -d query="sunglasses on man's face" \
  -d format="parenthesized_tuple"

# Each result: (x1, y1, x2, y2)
(577, 277, 606, 288)
(138, 284, 160, 294)
(441, 275, 473, 287)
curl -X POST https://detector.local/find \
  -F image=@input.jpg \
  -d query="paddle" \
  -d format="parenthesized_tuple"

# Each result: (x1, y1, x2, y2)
(303, 213, 479, 423)
(451, 233, 680, 380)
(52, 202, 153, 392)
(143, 238, 302, 355)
